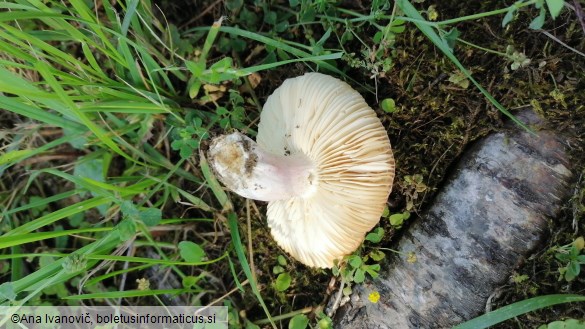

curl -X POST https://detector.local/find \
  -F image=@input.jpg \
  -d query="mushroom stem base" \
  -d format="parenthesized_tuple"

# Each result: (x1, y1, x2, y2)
(207, 132, 317, 202)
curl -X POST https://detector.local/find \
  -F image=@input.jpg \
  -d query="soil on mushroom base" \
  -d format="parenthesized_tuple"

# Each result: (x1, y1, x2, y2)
(155, 0, 585, 326)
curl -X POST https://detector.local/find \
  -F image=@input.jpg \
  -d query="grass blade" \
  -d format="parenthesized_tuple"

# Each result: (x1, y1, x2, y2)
(2, 197, 110, 236)
(190, 26, 346, 78)
(4, 233, 120, 299)
(34, 61, 142, 163)
(231, 52, 344, 76)
(454, 294, 585, 329)
(1, 190, 78, 217)
(0, 95, 83, 129)
(227, 212, 276, 329)
(62, 289, 201, 300)
(199, 150, 232, 211)
(0, 228, 112, 249)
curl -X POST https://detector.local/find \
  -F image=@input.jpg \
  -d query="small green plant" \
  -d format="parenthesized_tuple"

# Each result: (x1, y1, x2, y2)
(537, 318, 585, 329)
(400, 174, 428, 211)
(510, 272, 539, 295)
(380, 98, 397, 113)
(554, 237, 585, 282)
(178, 241, 206, 263)
(170, 115, 210, 159)
(382, 206, 411, 229)
(339, 254, 382, 287)
(511, 272, 530, 284)
(332, 226, 386, 299)
(331, 206, 414, 299)
(288, 314, 309, 329)
(448, 71, 470, 89)
(505, 45, 532, 70)
(342, 17, 406, 82)
(314, 310, 333, 329)
(273, 255, 292, 292)
(501, 0, 565, 30)
(216, 90, 248, 130)
(275, 272, 292, 292)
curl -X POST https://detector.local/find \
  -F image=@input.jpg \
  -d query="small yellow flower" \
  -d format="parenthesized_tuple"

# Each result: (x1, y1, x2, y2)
(407, 252, 417, 264)
(136, 278, 150, 291)
(427, 5, 439, 21)
(368, 291, 381, 303)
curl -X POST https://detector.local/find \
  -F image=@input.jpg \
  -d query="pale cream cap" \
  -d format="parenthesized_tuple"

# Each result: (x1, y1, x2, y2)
(257, 73, 395, 268)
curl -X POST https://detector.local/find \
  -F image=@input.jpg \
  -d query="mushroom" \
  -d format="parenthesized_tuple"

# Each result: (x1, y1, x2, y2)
(208, 72, 395, 268)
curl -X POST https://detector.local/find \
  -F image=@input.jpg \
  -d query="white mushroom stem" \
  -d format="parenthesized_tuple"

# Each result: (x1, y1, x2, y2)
(207, 132, 318, 202)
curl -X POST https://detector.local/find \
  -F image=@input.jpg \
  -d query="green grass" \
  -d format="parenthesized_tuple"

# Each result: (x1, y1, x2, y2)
(0, 0, 583, 328)
(0, 0, 337, 326)
(0, 0, 231, 307)
(454, 295, 585, 329)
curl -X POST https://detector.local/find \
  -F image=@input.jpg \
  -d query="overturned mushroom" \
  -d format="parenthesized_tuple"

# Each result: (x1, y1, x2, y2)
(208, 72, 395, 268)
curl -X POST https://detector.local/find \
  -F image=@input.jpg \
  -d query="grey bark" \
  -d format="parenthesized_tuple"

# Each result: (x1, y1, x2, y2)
(333, 110, 575, 329)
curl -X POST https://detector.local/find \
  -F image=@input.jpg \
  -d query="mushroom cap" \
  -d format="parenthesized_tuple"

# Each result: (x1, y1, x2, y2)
(257, 73, 395, 268)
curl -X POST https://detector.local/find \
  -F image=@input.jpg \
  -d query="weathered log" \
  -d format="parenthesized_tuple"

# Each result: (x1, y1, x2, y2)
(333, 110, 575, 328)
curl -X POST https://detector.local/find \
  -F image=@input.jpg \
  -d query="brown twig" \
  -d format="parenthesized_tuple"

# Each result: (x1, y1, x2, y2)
(540, 30, 585, 57)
